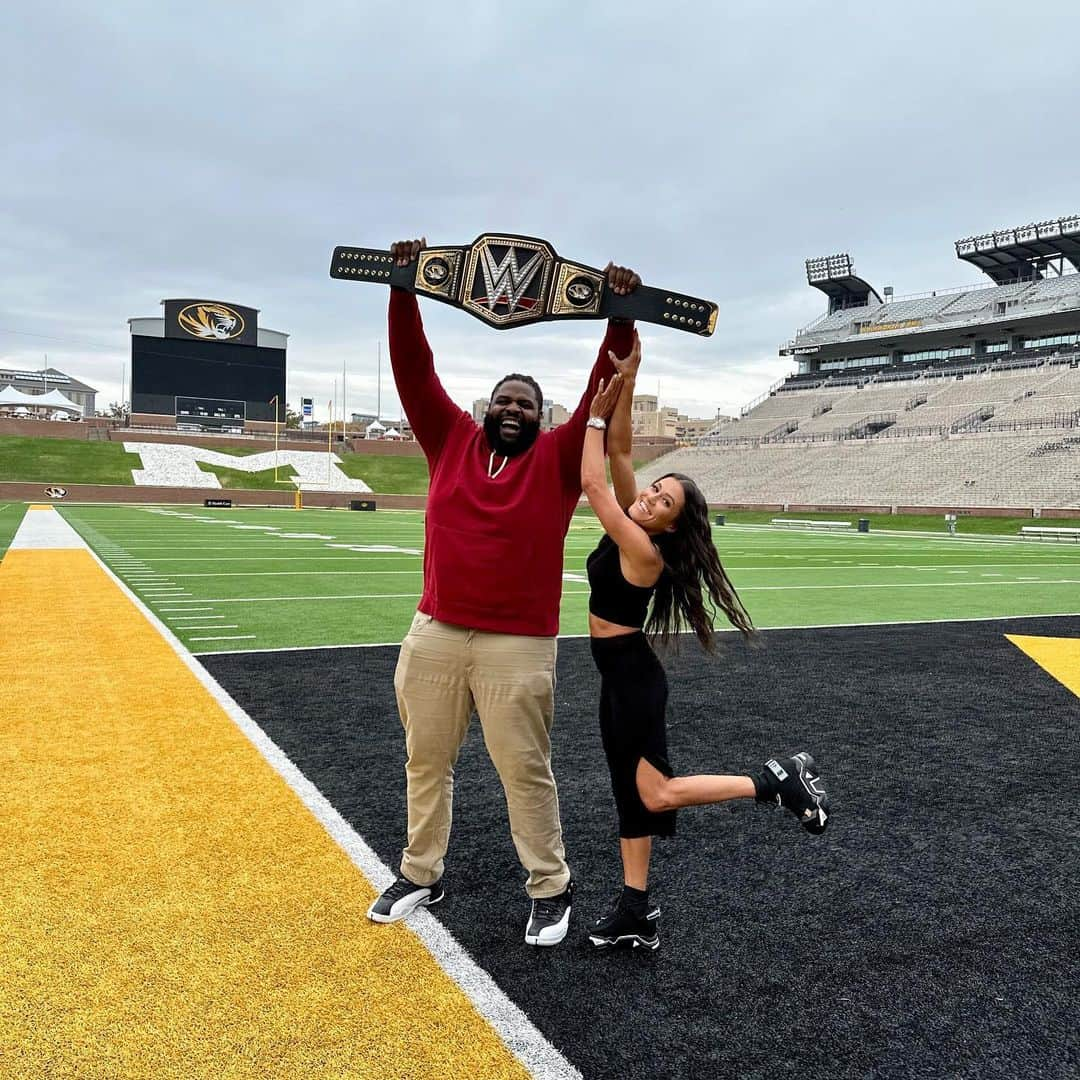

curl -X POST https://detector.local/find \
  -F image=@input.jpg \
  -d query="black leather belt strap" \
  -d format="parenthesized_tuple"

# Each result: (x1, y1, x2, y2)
(329, 232, 717, 337)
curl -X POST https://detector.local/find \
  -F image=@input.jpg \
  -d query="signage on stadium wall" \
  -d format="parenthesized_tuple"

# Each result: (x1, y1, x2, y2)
(163, 299, 258, 346)
(858, 319, 921, 334)
(44, 486, 67, 499)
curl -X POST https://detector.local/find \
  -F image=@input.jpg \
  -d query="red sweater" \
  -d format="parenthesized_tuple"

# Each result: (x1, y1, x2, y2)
(389, 290, 633, 635)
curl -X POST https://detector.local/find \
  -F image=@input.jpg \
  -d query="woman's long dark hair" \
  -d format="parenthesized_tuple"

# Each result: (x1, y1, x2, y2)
(645, 473, 755, 650)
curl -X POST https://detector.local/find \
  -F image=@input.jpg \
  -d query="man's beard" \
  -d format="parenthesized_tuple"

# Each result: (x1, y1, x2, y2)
(483, 414, 541, 457)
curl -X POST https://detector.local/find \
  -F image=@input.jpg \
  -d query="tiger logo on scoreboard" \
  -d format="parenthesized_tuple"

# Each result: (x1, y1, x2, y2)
(163, 299, 258, 346)
(177, 303, 245, 340)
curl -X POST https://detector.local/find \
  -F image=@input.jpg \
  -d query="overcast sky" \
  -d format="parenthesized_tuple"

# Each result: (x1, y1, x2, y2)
(4, 1, 1079, 423)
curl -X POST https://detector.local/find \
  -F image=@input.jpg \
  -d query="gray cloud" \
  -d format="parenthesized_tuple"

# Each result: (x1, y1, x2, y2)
(4, 1, 1078, 421)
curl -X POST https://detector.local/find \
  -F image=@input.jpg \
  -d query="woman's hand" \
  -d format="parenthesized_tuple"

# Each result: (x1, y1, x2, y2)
(608, 330, 642, 382)
(589, 374, 623, 420)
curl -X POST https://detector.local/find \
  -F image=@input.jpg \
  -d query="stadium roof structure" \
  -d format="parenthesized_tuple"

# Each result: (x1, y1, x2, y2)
(955, 214, 1080, 285)
(783, 213, 1080, 362)
(805, 253, 882, 313)
(0, 367, 97, 394)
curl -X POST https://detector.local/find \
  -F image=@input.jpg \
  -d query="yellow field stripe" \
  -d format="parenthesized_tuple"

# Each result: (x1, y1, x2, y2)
(1006, 634, 1080, 699)
(0, 546, 530, 1079)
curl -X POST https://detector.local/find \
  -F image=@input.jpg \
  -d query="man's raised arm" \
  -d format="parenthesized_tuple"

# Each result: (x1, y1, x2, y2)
(388, 237, 467, 460)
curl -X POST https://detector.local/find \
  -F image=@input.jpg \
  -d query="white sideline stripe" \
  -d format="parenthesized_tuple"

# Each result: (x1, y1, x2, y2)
(187, 635, 257, 641)
(41, 514, 582, 1079)
(196, 609, 1080, 657)
(184, 626, 240, 632)
(170, 615, 227, 621)
(158, 606, 213, 612)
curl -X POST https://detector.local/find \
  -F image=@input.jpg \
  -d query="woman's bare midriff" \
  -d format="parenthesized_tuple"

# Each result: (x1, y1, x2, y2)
(588, 613, 642, 638)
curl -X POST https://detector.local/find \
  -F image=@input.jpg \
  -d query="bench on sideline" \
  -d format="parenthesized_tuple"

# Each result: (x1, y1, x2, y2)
(771, 519, 853, 530)
(1020, 526, 1080, 542)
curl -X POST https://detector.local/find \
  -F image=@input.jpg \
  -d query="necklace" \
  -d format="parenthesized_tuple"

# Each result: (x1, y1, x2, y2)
(487, 451, 508, 479)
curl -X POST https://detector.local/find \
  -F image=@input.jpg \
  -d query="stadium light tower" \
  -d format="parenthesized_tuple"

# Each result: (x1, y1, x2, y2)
(804, 253, 881, 314)
(955, 213, 1080, 284)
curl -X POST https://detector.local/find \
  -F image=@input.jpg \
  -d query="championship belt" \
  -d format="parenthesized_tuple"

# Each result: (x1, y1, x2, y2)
(329, 233, 718, 337)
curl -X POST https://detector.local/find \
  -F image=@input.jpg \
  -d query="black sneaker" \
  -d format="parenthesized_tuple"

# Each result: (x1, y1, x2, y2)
(367, 875, 444, 923)
(589, 902, 661, 951)
(764, 752, 830, 834)
(524, 880, 574, 946)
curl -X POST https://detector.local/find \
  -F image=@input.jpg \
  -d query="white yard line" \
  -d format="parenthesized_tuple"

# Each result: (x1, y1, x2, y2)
(145, 578, 1080, 605)
(186, 635, 258, 642)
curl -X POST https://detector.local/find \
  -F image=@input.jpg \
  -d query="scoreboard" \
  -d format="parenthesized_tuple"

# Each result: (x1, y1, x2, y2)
(129, 299, 286, 426)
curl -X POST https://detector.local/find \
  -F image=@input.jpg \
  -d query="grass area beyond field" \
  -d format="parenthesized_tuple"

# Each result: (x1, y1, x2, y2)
(0, 435, 431, 493)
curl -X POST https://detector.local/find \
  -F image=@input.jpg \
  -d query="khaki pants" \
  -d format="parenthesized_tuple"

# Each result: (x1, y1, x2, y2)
(393, 613, 569, 899)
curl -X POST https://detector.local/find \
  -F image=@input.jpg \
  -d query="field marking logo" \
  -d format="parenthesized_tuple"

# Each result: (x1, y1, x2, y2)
(177, 303, 245, 341)
(44, 486, 67, 499)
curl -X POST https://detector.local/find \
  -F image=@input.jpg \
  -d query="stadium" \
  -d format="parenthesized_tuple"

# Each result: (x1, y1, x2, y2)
(1, 218, 1077, 1080)
(656, 214, 1080, 516)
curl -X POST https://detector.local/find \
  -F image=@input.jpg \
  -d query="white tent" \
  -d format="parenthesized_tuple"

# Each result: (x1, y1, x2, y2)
(383, 427, 402, 439)
(0, 385, 83, 415)
(365, 420, 386, 438)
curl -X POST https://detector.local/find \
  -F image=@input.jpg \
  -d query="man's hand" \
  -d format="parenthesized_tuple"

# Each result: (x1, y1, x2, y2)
(589, 374, 624, 420)
(391, 238, 427, 267)
(609, 330, 642, 382)
(604, 262, 641, 296)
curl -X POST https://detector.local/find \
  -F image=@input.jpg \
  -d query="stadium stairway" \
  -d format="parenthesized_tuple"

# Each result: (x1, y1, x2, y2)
(0, 507, 572, 1079)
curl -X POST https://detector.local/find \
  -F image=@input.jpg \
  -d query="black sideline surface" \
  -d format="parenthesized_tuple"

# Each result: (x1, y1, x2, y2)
(203, 617, 1080, 1080)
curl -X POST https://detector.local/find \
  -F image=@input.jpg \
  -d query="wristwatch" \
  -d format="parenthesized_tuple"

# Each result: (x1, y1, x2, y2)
(587, 417, 607, 430)
(330, 232, 718, 336)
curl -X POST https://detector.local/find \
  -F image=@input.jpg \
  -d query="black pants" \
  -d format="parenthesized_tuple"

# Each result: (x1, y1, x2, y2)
(590, 632, 677, 839)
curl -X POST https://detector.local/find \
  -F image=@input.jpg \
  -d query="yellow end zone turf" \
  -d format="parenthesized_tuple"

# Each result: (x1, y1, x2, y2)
(1006, 634, 1080, 699)
(0, 547, 529, 1078)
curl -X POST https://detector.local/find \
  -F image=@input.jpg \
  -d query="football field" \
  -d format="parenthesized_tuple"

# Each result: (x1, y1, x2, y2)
(43, 503, 1080, 653)
(2, 501, 1078, 1079)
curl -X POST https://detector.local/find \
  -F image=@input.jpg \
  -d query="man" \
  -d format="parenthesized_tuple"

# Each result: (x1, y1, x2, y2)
(367, 236, 640, 945)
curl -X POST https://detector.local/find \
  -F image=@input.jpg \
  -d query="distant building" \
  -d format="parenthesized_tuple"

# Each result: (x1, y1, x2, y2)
(631, 393, 719, 441)
(542, 399, 569, 430)
(0, 367, 97, 415)
(472, 398, 488, 423)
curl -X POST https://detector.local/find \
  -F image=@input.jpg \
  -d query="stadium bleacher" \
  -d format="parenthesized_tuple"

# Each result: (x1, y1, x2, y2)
(676, 218, 1080, 510)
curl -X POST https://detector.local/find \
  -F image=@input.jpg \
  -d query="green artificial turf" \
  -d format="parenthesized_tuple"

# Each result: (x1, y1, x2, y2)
(0, 503, 28, 557)
(53, 504, 1080, 655)
(575, 506, 1079, 537)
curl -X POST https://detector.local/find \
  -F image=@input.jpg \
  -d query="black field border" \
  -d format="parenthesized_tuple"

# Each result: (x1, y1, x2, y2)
(203, 614, 1080, 1080)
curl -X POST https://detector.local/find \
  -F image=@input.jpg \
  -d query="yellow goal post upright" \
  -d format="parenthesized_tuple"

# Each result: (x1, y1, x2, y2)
(291, 478, 331, 511)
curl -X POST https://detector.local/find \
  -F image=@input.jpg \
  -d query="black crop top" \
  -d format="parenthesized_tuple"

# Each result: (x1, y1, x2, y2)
(586, 533, 655, 629)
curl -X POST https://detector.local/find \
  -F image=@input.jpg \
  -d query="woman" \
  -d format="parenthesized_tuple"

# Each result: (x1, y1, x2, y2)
(580, 332, 830, 952)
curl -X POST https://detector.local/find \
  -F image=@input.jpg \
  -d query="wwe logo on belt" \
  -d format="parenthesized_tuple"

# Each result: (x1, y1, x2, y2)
(464, 236, 555, 327)
(478, 247, 544, 312)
